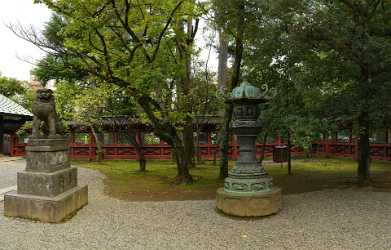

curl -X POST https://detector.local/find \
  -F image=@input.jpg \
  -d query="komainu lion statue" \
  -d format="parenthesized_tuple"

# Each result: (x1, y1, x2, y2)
(31, 88, 64, 138)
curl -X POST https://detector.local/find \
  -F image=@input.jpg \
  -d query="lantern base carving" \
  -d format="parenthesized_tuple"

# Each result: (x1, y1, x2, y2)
(224, 176, 273, 193)
(216, 187, 282, 217)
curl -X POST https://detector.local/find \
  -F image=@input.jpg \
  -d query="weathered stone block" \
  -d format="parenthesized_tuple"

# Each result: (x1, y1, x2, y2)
(4, 185, 88, 223)
(26, 138, 69, 173)
(17, 168, 77, 197)
(26, 151, 70, 172)
(216, 187, 282, 217)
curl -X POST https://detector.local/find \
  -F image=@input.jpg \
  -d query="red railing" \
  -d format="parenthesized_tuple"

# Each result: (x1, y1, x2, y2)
(9, 134, 391, 161)
(313, 140, 391, 161)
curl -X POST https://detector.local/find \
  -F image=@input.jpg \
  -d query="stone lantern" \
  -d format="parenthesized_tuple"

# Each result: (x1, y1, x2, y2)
(216, 82, 282, 217)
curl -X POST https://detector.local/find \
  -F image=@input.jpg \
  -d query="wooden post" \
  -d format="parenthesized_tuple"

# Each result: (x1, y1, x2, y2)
(160, 137, 164, 159)
(113, 131, 118, 157)
(275, 131, 281, 145)
(207, 131, 212, 160)
(325, 140, 330, 157)
(349, 128, 353, 143)
(10, 133, 15, 156)
(0, 115, 3, 154)
(349, 128, 353, 156)
(384, 128, 388, 160)
(70, 129, 75, 158)
(88, 130, 93, 161)
(287, 130, 292, 175)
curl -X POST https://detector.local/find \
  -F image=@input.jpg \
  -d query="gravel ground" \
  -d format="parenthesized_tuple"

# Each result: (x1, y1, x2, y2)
(1, 160, 391, 250)
(0, 158, 24, 189)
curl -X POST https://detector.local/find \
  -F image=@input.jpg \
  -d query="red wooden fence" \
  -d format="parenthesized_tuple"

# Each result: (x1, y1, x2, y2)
(9, 133, 391, 161)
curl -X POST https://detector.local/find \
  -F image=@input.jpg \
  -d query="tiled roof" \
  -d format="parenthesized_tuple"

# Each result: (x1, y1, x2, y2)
(0, 94, 32, 117)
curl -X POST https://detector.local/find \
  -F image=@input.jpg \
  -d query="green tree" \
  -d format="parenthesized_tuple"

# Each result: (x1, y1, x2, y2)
(26, 0, 213, 183)
(244, 0, 391, 182)
(0, 74, 26, 98)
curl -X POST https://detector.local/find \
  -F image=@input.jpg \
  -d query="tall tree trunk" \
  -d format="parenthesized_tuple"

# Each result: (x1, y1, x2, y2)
(90, 125, 103, 162)
(173, 137, 193, 184)
(219, 0, 245, 179)
(183, 122, 195, 169)
(133, 143, 146, 172)
(129, 131, 146, 172)
(219, 105, 233, 179)
(358, 112, 370, 183)
(217, 29, 228, 91)
(175, 13, 197, 170)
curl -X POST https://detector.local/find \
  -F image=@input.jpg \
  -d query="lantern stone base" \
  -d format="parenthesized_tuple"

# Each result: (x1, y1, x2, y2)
(216, 187, 282, 217)
(4, 185, 88, 223)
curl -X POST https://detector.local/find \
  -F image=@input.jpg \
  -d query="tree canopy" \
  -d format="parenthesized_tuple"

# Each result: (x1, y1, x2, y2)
(0, 74, 26, 98)
(21, 0, 391, 184)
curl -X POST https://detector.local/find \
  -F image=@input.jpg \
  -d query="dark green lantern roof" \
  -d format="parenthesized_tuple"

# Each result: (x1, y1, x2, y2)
(230, 81, 266, 103)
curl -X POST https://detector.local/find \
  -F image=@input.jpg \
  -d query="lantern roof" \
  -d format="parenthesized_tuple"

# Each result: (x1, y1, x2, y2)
(230, 81, 266, 103)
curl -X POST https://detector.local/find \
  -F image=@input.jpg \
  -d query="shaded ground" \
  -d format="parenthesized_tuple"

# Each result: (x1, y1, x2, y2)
(74, 157, 391, 201)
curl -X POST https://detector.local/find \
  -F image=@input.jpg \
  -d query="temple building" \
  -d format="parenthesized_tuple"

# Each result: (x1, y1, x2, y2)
(0, 94, 32, 155)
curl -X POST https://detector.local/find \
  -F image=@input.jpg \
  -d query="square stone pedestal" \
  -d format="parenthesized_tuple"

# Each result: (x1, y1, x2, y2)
(216, 187, 282, 217)
(4, 138, 88, 223)
(4, 186, 88, 223)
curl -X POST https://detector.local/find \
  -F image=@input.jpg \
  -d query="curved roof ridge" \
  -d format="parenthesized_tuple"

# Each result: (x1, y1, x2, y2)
(0, 94, 32, 117)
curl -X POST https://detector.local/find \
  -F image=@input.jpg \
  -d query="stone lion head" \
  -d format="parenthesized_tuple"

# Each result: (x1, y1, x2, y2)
(36, 89, 54, 103)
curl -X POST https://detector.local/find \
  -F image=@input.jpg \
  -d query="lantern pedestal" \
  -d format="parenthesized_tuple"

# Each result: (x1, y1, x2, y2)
(216, 187, 281, 217)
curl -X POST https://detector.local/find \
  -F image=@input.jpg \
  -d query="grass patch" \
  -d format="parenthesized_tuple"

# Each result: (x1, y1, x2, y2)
(73, 157, 391, 201)
(73, 160, 224, 201)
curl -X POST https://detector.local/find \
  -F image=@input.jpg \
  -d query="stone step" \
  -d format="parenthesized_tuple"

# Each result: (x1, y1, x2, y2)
(0, 186, 17, 201)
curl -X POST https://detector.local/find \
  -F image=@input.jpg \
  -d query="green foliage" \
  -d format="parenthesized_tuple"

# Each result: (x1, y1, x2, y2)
(33, 0, 218, 129)
(54, 81, 79, 121)
(54, 80, 136, 126)
(238, 0, 391, 154)
(25, 0, 391, 184)
(11, 89, 36, 111)
(0, 74, 26, 98)
(29, 0, 222, 182)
